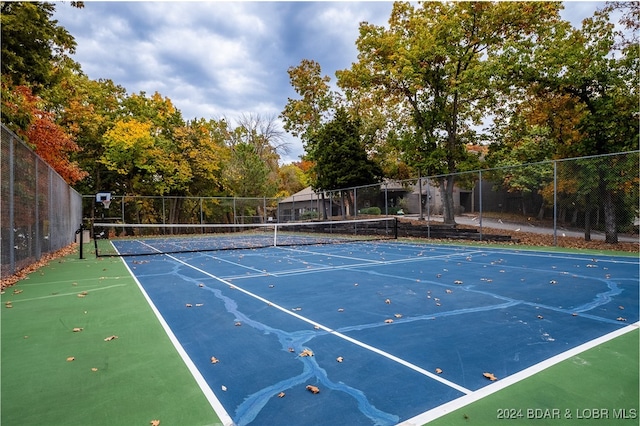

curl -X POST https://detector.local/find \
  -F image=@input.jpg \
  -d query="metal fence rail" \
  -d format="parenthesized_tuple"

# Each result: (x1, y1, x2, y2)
(1, 125, 83, 278)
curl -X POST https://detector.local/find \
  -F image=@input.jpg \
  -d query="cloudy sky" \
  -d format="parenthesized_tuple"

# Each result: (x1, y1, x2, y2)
(53, 1, 604, 164)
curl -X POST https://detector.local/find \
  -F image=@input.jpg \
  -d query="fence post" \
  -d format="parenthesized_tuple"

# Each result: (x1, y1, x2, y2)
(8, 135, 15, 275)
(553, 161, 558, 246)
(418, 172, 424, 220)
(479, 170, 483, 241)
(384, 182, 388, 217)
(426, 177, 431, 238)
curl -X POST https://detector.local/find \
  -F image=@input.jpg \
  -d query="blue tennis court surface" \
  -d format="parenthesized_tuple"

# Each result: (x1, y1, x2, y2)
(118, 240, 639, 426)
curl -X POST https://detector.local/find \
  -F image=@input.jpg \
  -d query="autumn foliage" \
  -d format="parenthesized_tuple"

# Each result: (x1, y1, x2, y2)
(4, 85, 87, 184)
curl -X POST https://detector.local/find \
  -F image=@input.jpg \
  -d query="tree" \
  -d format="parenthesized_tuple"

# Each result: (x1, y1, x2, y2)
(2, 85, 87, 184)
(496, 3, 639, 242)
(1, 1, 82, 91)
(308, 108, 383, 217)
(337, 1, 562, 224)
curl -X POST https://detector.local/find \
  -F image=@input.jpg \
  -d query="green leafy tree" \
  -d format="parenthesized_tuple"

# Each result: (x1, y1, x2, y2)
(337, 1, 561, 224)
(308, 108, 383, 217)
(495, 3, 639, 242)
(1, 1, 82, 91)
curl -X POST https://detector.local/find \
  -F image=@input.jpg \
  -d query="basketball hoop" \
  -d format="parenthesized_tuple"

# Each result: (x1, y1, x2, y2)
(96, 192, 112, 210)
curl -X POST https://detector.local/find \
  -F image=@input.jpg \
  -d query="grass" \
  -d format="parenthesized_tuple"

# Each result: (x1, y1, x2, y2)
(1, 244, 221, 426)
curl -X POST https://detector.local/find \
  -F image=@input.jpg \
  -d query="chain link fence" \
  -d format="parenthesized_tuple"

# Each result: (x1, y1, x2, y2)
(82, 151, 637, 246)
(1, 125, 83, 278)
(85, 195, 280, 226)
(279, 151, 638, 245)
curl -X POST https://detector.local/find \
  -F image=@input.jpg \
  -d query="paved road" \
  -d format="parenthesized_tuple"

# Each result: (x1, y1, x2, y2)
(402, 214, 639, 244)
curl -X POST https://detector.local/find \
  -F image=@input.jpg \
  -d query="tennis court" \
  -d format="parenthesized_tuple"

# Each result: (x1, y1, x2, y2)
(105, 223, 639, 426)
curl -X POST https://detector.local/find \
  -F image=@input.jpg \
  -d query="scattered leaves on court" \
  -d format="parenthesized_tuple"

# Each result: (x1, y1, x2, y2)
(5, 301, 13, 308)
(483, 372, 498, 381)
(306, 385, 320, 394)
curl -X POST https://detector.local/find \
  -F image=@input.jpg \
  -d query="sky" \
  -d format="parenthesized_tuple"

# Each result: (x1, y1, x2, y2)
(52, 1, 605, 164)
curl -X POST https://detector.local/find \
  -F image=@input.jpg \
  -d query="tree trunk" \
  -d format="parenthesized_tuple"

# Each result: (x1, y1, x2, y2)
(600, 180, 618, 243)
(584, 207, 592, 241)
(439, 175, 456, 224)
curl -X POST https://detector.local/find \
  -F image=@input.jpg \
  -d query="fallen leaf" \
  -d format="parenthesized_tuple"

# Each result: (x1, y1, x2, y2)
(483, 372, 498, 381)
(91, 368, 98, 372)
(185, 304, 192, 308)
(150, 420, 160, 426)
(277, 392, 285, 398)
(73, 327, 83, 332)
(306, 385, 320, 394)
(66, 356, 75, 362)
(454, 280, 463, 285)
(234, 321, 242, 326)
(385, 298, 391, 304)
(394, 313, 403, 318)
(616, 317, 627, 322)
(195, 303, 204, 307)
(384, 319, 394, 324)
(288, 347, 295, 353)
(337, 308, 344, 312)
(221, 385, 227, 391)
(211, 357, 219, 364)
(537, 315, 544, 319)
(104, 335, 118, 341)
(299, 348, 314, 357)
(435, 368, 443, 374)
(618, 306, 625, 310)
(336, 357, 344, 363)
(445, 289, 453, 294)
(198, 283, 204, 287)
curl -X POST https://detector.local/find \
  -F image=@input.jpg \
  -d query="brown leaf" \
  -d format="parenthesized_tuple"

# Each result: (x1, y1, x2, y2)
(104, 335, 118, 341)
(435, 368, 443, 374)
(66, 356, 75, 362)
(306, 385, 320, 394)
(483, 372, 498, 381)
(336, 356, 344, 363)
(384, 319, 394, 323)
(299, 348, 314, 357)
(277, 392, 285, 398)
(73, 327, 83, 332)
(150, 420, 160, 426)
(210, 356, 219, 364)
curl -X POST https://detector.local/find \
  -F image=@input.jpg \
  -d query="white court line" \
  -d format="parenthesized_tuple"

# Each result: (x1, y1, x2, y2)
(118, 244, 235, 426)
(160, 251, 473, 396)
(6, 284, 127, 303)
(398, 322, 640, 426)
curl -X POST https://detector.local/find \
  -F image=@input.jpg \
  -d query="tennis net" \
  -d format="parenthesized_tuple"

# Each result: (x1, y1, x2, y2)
(92, 217, 398, 257)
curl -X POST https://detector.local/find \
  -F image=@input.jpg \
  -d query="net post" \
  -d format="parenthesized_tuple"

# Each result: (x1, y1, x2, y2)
(273, 223, 278, 247)
(394, 217, 398, 239)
